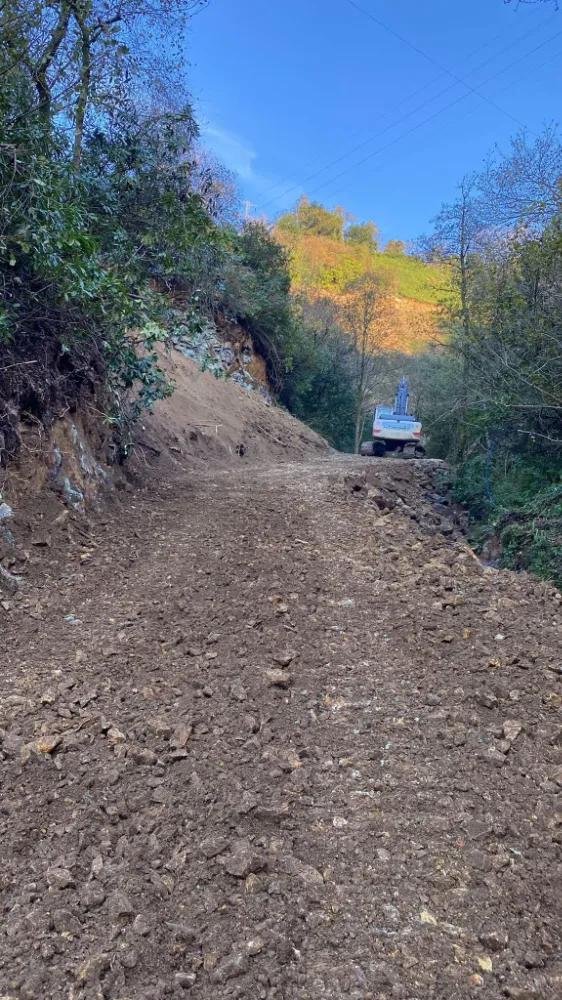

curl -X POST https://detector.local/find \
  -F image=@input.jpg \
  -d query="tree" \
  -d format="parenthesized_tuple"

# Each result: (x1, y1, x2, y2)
(345, 221, 379, 249)
(385, 239, 406, 254)
(277, 196, 346, 240)
(339, 274, 389, 453)
(423, 175, 485, 339)
(479, 127, 562, 232)
(1, 0, 209, 171)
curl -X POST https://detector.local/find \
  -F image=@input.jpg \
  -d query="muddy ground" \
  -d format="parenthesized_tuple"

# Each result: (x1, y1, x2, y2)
(1, 456, 561, 1000)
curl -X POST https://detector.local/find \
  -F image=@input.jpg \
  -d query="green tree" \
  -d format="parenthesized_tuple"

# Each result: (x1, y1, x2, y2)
(345, 221, 379, 249)
(1, 0, 208, 171)
(278, 196, 346, 240)
(339, 274, 389, 453)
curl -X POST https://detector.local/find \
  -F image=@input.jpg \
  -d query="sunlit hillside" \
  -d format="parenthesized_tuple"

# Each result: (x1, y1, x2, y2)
(274, 197, 454, 352)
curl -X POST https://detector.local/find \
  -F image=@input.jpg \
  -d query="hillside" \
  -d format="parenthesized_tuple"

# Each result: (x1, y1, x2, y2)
(274, 199, 454, 353)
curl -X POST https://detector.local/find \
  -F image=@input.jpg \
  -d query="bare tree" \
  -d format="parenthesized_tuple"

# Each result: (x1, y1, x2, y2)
(339, 274, 390, 453)
(479, 127, 562, 232)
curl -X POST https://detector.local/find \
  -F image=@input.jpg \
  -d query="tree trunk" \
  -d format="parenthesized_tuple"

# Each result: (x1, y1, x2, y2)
(354, 398, 363, 454)
(73, 25, 91, 175)
(32, 1, 72, 131)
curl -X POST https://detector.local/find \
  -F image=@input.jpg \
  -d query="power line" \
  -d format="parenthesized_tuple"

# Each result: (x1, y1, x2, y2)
(345, 0, 534, 133)
(304, 27, 562, 201)
(320, 44, 562, 206)
(258, 15, 554, 209)
(258, 22, 561, 212)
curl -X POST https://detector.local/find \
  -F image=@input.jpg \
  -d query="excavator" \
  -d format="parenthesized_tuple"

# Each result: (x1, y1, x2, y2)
(360, 377, 426, 458)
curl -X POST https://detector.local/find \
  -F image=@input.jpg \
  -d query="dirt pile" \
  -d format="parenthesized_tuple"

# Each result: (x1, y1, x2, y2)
(0, 455, 561, 1000)
(130, 348, 330, 479)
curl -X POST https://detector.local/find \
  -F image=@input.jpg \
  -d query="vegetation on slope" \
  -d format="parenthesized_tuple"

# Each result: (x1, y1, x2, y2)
(0, 2, 360, 459)
(405, 130, 562, 586)
(275, 196, 453, 323)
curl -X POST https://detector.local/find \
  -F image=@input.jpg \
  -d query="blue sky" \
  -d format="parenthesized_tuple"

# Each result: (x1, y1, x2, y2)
(187, 0, 561, 244)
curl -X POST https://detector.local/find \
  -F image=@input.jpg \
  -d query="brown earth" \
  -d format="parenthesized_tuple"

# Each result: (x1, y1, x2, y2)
(1, 455, 561, 1000)
(129, 350, 330, 478)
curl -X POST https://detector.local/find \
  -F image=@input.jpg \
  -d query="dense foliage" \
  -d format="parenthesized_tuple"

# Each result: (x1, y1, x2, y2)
(413, 131, 562, 585)
(0, 4, 362, 457)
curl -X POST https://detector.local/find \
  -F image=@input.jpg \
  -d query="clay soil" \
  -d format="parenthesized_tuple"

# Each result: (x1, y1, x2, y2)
(1, 456, 561, 1000)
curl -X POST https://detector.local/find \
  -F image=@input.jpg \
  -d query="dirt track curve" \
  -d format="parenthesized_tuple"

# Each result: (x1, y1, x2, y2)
(1, 456, 561, 1000)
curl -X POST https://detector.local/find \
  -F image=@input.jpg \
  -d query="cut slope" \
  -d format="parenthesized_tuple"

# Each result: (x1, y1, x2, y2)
(131, 347, 330, 477)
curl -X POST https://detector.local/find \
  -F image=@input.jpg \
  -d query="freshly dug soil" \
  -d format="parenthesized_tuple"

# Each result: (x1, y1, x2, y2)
(1, 456, 561, 1000)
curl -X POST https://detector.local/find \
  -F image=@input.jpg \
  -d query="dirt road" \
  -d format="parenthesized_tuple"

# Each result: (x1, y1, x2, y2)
(1, 456, 561, 1000)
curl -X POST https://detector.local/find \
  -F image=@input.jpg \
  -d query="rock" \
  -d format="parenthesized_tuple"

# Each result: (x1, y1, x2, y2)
(503, 720, 523, 742)
(479, 928, 509, 952)
(120, 947, 139, 969)
(477, 691, 499, 709)
(344, 472, 367, 494)
(52, 908, 82, 934)
(382, 904, 400, 925)
(130, 747, 158, 766)
(25, 907, 53, 934)
(425, 693, 441, 706)
(481, 747, 506, 767)
(523, 952, 544, 969)
(274, 651, 294, 668)
(132, 913, 152, 936)
(76, 953, 111, 984)
(168, 923, 197, 943)
(107, 726, 126, 744)
(210, 951, 250, 984)
(31, 532, 51, 547)
(46, 867, 75, 890)
(254, 802, 290, 822)
(376, 848, 391, 862)
(107, 890, 133, 924)
(266, 668, 292, 689)
(246, 937, 265, 956)
(170, 722, 192, 749)
(175, 972, 197, 989)
(278, 854, 324, 885)
(230, 681, 247, 702)
(200, 835, 228, 859)
(36, 733, 63, 754)
(1, 733, 25, 758)
(147, 718, 172, 739)
(237, 790, 258, 814)
(550, 765, 562, 786)
(224, 843, 267, 878)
